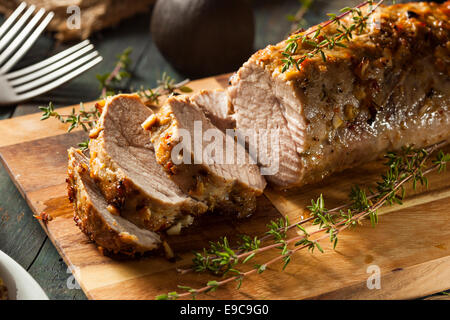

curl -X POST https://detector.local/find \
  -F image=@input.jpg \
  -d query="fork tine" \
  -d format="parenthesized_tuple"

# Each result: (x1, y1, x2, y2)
(0, 5, 35, 52)
(14, 51, 101, 93)
(0, 11, 54, 74)
(0, 2, 27, 39)
(0, 8, 46, 68)
(8, 43, 94, 86)
(16, 56, 103, 101)
(5, 40, 91, 79)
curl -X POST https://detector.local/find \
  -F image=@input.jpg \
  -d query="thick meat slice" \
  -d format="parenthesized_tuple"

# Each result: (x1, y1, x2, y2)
(89, 94, 207, 232)
(191, 89, 236, 132)
(67, 148, 161, 255)
(228, 1, 450, 188)
(142, 95, 266, 218)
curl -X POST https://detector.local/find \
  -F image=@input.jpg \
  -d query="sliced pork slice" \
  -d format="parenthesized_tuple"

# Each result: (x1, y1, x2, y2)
(89, 94, 208, 232)
(142, 95, 266, 218)
(228, 61, 305, 187)
(190, 89, 236, 132)
(228, 1, 450, 188)
(67, 148, 161, 255)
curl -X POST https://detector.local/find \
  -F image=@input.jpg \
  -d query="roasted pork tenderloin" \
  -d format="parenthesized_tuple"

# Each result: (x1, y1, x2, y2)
(67, 1, 450, 256)
(88, 94, 208, 233)
(142, 94, 266, 218)
(228, 1, 450, 188)
(67, 148, 161, 255)
(191, 89, 236, 132)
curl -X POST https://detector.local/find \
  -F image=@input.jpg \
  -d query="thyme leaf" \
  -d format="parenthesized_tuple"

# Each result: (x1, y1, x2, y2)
(281, 0, 386, 73)
(157, 142, 449, 300)
(97, 47, 133, 98)
(39, 48, 192, 151)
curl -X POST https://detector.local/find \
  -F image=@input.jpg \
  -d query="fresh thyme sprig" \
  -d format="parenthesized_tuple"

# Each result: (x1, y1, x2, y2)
(96, 47, 132, 98)
(96, 48, 193, 102)
(39, 102, 101, 133)
(281, 0, 384, 73)
(136, 72, 193, 105)
(39, 48, 192, 151)
(287, 0, 314, 33)
(156, 142, 449, 300)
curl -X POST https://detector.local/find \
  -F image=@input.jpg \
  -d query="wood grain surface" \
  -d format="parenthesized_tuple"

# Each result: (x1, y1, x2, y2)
(1, 0, 446, 300)
(0, 72, 449, 300)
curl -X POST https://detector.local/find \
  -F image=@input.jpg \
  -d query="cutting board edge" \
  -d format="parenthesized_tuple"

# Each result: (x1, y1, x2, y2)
(305, 254, 450, 300)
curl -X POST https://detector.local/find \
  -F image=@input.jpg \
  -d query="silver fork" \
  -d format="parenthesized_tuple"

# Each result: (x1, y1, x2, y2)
(0, 4, 103, 105)
(0, 2, 54, 75)
(0, 40, 103, 105)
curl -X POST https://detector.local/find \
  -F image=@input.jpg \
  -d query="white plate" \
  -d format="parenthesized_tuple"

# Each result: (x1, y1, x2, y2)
(0, 250, 48, 300)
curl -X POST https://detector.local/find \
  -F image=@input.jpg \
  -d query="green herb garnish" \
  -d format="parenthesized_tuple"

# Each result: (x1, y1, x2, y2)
(39, 48, 192, 151)
(157, 142, 449, 299)
(281, 0, 385, 73)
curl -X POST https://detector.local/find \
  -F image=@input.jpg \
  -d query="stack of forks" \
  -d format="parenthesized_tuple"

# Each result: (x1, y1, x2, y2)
(0, 2, 102, 105)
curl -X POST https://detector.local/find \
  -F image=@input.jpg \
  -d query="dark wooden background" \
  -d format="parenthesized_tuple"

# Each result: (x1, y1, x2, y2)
(1, 0, 445, 300)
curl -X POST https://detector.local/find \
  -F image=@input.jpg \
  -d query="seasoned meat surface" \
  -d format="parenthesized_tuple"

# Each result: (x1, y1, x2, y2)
(143, 95, 266, 218)
(89, 94, 207, 232)
(67, 148, 161, 255)
(66, 2, 450, 255)
(229, 1, 450, 188)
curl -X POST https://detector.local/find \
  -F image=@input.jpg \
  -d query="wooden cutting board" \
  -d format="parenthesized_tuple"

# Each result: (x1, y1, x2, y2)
(0, 74, 449, 300)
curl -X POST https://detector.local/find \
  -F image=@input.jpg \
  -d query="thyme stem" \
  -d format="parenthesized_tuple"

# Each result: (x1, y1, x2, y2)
(158, 142, 449, 300)
(281, 0, 385, 72)
(101, 60, 127, 98)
